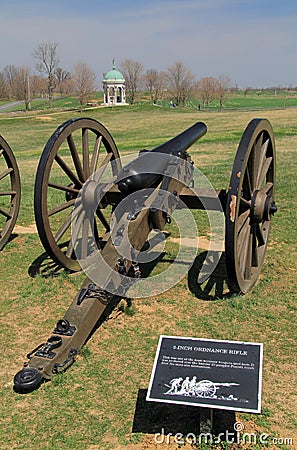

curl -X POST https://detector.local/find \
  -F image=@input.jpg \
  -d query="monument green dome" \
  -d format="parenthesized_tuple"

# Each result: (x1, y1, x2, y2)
(103, 60, 125, 82)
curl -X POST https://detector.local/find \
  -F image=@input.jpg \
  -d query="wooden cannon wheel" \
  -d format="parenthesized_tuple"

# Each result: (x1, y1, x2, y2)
(34, 118, 121, 271)
(0, 135, 21, 251)
(225, 118, 276, 294)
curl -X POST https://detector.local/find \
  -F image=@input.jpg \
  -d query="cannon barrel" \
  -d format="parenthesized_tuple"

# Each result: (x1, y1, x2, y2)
(117, 121, 207, 193)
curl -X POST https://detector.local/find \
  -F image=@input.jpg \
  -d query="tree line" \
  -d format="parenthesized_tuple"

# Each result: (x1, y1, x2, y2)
(0, 41, 233, 110)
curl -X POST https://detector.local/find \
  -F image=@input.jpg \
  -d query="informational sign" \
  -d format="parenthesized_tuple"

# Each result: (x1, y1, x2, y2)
(146, 335, 263, 413)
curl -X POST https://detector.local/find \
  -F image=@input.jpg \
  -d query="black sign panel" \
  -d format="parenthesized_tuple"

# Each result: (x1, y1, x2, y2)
(147, 335, 263, 413)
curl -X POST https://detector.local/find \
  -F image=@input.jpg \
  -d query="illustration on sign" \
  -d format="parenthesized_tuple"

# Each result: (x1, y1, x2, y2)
(147, 335, 263, 413)
(164, 377, 240, 401)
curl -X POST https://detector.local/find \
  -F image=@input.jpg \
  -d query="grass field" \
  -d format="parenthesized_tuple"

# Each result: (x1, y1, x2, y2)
(0, 103, 296, 449)
(2, 89, 297, 113)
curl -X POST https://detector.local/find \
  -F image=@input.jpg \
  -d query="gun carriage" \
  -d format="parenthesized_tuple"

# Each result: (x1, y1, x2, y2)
(13, 117, 276, 392)
(0, 136, 21, 250)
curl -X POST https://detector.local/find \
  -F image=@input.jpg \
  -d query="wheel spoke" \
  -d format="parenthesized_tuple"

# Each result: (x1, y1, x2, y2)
(237, 209, 250, 235)
(255, 222, 265, 247)
(0, 190, 16, 196)
(90, 153, 114, 185)
(256, 156, 272, 189)
(54, 213, 72, 242)
(247, 147, 256, 192)
(255, 138, 269, 186)
(96, 207, 110, 231)
(65, 238, 74, 259)
(81, 214, 90, 259)
(48, 181, 80, 194)
(239, 197, 251, 209)
(90, 135, 102, 174)
(99, 151, 113, 170)
(82, 128, 90, 179)
(0, 167, 13, 181)
(71, 201, 83, 219)
(55, 155, 83, 187)
(237, 218, 250, 260)
(68, 208, 85, 258)
(261, 181, 273, 195)
(93, 215, 99, 241)
(243, 232, 253, 279)
(0, 207, 12, 219)
(251, 225, 258, 267)
(253, 132, 263, 174)
(243, 165, 253, 198)
(48, 199, 76, 217)
(67, 134, 85, 183)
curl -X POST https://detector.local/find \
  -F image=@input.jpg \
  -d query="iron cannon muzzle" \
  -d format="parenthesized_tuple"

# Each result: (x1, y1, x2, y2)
(116, 122, 207, 193)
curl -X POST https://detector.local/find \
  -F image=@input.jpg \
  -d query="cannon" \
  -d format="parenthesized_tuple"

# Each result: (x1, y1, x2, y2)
(13, 117, 277, 392)
(0, 135, 21, 250)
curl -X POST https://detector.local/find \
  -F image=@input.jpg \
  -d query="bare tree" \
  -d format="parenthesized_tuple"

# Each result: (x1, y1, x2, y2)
(30, 75, 47, 98)
(14, 66, 31, 110)
(243, 86, 252, 97)
(195, 76, 218, 109)
(0, 72, 8, 99)
(120, 59, 143, 104)
(55, 67, 73, 95)
(166, 61, 196, 106)
(33, 42, 59, 108)
(144, 69, 167, 104)
(2, 65, 31, 109)
(3, 65, 17, 98)
(217, 75, 232, 110)
(73, 62, 97, 112)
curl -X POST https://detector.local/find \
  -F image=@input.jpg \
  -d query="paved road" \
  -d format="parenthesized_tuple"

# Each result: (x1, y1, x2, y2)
(0, 101, 24, 111)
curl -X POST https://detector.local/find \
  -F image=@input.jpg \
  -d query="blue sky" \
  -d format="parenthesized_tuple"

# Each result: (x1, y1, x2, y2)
(1, 0, 296, 88)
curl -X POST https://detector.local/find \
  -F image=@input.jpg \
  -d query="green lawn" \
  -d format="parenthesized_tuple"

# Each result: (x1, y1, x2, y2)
(2, 89, 297, 113)
(0, 104, 296, 449)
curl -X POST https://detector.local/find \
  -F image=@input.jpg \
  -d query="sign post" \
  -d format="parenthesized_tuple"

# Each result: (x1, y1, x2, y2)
(147, 335, 263, 414)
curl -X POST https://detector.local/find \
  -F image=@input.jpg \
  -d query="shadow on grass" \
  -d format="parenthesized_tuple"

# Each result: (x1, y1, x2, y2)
(0, 231, 19, 250)
(188, 251, 232, 301)
(28, 250, 73, 277)
(27, 247, 166, 279)
(28, 247, 232, 303)
(8, 232, 19, 243)
(28, 242, 76, 278)
(132, 389, 236, 438)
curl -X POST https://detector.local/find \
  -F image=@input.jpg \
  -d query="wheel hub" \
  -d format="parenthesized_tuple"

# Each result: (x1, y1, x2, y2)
(81, 179, 100, 210)
(251, 189, 277, 223)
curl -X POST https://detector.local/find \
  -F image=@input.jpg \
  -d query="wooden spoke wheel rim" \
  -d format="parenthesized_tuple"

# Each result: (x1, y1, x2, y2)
(34, 118, 121, 271)
(225, 118, 276, 294)
(0, 135, 21, 250)
(195, 380, 216, 398)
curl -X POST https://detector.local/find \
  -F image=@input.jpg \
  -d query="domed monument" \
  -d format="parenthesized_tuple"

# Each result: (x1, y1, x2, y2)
(102, 59, 128, 106)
